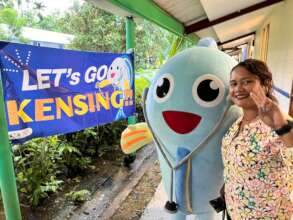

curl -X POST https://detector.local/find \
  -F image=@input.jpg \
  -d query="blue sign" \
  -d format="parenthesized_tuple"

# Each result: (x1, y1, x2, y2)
(0, 41, 135, 143)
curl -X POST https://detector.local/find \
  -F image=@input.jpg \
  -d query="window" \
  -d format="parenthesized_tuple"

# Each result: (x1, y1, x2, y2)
(289, 80, 293, 117)
(260, 24, 270, 62)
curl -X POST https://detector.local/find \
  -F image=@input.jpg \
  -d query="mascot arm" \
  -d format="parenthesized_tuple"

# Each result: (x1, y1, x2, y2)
(120, 122, 153, 154)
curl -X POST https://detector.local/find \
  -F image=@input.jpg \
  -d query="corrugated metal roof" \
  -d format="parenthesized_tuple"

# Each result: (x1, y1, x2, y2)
(92, 0, 284, 46)
(153, 0, 206, 25)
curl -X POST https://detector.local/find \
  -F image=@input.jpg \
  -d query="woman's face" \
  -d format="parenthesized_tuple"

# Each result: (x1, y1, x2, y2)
(229, 66, 266, 109)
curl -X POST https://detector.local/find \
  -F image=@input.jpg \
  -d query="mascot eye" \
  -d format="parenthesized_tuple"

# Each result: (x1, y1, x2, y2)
(192, 74, 225, 107)
(153, 73, 174, 103)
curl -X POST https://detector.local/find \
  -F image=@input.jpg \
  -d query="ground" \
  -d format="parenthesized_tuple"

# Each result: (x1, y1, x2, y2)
(0, 143, 161, 220)
(110, 160, 161, 220)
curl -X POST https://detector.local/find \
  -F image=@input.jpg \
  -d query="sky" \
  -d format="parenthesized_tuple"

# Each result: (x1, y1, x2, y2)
(41, 0, 83, 13)
(18, 0, 84, 15)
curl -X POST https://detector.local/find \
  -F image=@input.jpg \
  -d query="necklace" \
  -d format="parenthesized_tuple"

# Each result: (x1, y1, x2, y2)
(239, 115, 259, 132)
(231, 116, 258, 141)
(242, 115, 258, 125)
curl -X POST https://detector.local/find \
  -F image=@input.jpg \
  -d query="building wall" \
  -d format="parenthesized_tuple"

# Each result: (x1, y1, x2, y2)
(32, 41, 65, 49)
(254, 0, 293, 112)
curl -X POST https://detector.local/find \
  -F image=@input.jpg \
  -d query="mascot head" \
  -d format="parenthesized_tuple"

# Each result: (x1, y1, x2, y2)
(145, 38, 237, 154)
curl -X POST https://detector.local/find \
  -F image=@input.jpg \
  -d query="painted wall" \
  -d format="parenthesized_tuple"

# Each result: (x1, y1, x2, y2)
(254, 0, 293, 112)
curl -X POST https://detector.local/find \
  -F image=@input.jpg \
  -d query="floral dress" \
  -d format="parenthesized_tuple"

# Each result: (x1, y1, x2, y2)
(221, 116, 293, 219)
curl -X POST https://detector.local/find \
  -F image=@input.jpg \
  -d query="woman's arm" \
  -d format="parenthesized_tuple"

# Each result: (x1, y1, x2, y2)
(274, 116, 293, 147)
(250, 85, 293, 148)
(275, 123, 293, 148)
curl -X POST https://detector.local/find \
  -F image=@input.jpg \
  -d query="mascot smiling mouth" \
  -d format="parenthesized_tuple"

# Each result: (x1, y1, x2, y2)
(162, 111, 202, 134)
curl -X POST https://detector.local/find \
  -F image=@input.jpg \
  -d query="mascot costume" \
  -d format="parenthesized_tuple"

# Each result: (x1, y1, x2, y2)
(121, 38, 241, 220)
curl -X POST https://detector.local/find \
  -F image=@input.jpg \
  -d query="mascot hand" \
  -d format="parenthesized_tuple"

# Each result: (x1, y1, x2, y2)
(120, 122, 153, 154)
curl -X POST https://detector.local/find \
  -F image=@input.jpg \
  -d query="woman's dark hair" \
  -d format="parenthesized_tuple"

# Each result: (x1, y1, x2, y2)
(231, 59, 277, 102)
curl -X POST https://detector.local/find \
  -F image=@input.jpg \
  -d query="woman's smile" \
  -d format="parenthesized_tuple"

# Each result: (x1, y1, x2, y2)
(234, 93, 250, 100)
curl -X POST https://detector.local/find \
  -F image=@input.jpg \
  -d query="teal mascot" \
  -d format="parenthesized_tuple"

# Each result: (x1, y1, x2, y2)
(121, 38, 241, 220)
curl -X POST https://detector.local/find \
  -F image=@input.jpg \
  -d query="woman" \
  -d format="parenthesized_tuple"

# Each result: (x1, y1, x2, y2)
(222, 59, 293, 219)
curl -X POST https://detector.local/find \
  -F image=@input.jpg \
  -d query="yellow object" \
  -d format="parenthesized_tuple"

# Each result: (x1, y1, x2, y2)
(123, 80, 130, 90)
(96, 79, 111, 88)
(120, 122, 153, 154)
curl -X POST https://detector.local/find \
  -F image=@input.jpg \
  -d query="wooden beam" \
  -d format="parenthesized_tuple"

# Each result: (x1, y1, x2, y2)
(218, 32, 255, 46)
(221, 42, 248, 52)
(221, 47, 237, 51)
(228, 49, 242, 56)
(185, 0, 283, 34)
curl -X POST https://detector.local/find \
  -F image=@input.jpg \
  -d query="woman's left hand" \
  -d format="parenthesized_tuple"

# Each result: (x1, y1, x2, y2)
(250, 85, 287, 129)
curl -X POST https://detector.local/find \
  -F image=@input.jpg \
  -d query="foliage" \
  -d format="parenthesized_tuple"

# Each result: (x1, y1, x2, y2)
(168, 37, 184, 58)
(23, 0, 83, 33)
(65, 189, 90, 203)
(13, 135, 94, 206)
(13, 137, 63, 206)
(58, 2, 125, 53)
(0, 0, 14, 9)
(57, 141, 91, 177)
(0, 0, 31, 11)
(135, 20, 172, 69)
(31, 1, 46, 21)
(55, 2, 174, 70)
(25, 11, 64, 32)
(0, 7, 28, 42)
(134, 68, 155, 121)
(166, 35, 194, 59)
(62, 120, 128, 158)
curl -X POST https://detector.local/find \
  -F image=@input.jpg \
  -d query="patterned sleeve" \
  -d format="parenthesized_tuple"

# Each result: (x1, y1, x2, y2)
(281, 117, 293, 168)
(271, 132, 293, 182)
(268, 121, 293, 168)
(281, 147, 293, 169)
(280, 147, 293, 204)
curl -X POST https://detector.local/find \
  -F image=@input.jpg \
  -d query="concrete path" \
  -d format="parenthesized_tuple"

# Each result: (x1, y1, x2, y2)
(140, 181, 222, 220)
(140, 181, 195, 220)
(51, 143, 156, 220)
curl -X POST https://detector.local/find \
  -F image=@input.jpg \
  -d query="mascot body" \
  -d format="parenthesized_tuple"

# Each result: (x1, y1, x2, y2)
(121, 38, 241, 220)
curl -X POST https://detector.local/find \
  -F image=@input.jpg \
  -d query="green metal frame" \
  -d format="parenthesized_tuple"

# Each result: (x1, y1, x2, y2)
(126, 16, 136, 125)
(0, 76, 22, 220)
(108, 0, 199, 43)
(126, 16, 135, 52)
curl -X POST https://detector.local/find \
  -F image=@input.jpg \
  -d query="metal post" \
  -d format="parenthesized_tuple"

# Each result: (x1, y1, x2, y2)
(126, 16, 136, 125)
(124, 16, 137, 164)
(0, 75, 22, 220)
(126, 16, 135, 53)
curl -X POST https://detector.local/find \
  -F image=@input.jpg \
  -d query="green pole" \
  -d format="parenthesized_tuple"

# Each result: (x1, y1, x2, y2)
(126, 16, 135, 52)
(124, 16, 137, 164)
(126, 16, 136, 125)
(0, 76, 22, 220)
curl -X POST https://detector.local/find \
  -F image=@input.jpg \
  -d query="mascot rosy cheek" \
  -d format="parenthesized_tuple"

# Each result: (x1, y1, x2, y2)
(121, 38, 241, 220)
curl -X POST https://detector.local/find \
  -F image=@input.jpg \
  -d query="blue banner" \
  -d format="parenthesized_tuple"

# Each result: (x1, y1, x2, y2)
(0, 41, 135, 143)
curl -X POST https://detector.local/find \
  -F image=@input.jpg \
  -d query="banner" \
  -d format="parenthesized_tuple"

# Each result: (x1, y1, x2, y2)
(0, 41, 135, 143)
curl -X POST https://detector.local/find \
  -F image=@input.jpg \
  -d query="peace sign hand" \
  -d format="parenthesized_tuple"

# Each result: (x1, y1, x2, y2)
(250, 85, 287, 129)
